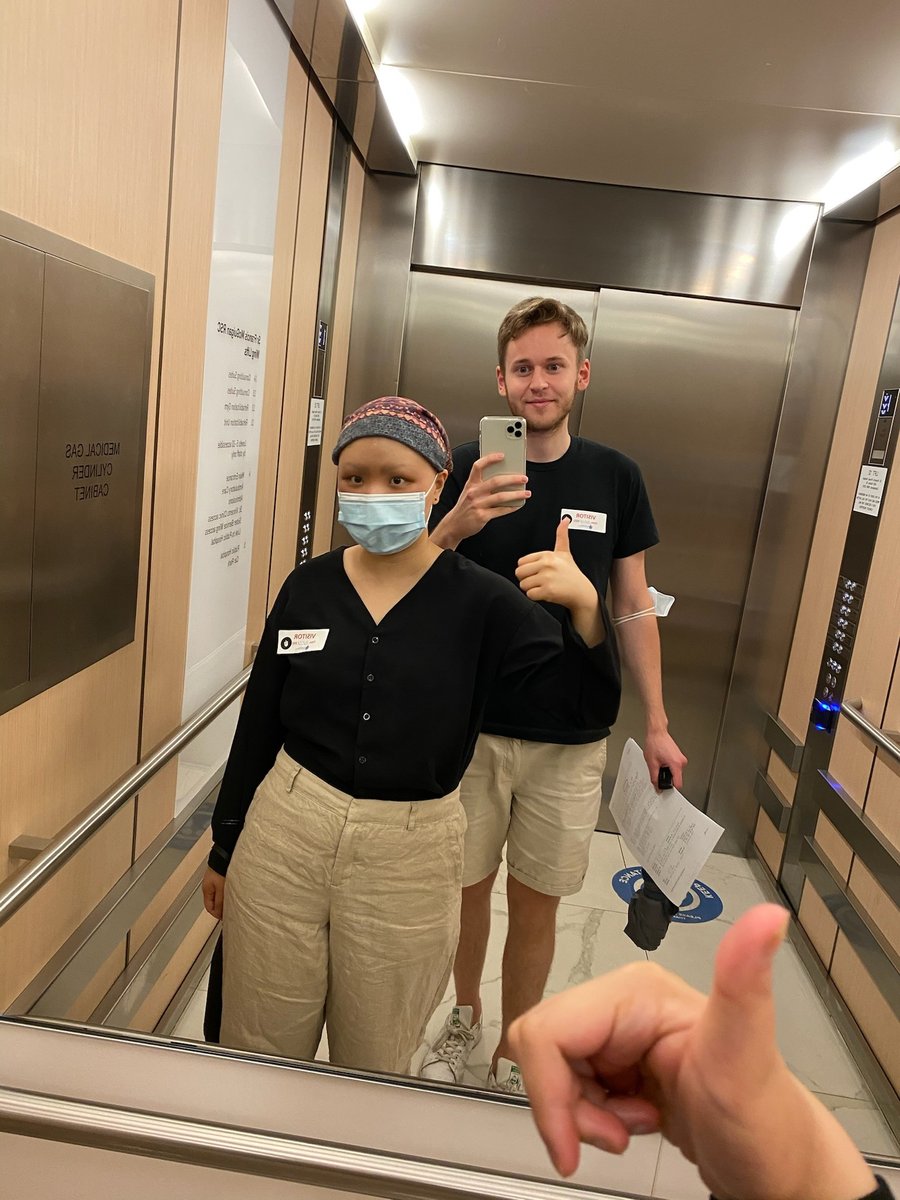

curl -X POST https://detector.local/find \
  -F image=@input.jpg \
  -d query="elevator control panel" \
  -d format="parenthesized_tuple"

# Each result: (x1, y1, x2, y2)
(809, 383, 899, 734)
(812, 574, 865, 732)
(298, 509, 312, 565)
(785, 297, 900, 911)
(870, 387, 897, 464)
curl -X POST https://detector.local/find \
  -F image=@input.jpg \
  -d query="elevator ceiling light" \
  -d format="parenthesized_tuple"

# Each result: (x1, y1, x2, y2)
(345, 0, 380, 70)
(377, 65, 423, 141)
(346, 0, 378, 26)
(773, 206, 818, 260)
(821, 141, 900, 213)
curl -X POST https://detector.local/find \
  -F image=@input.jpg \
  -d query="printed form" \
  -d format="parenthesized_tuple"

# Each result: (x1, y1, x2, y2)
(609, 738, 724, 905)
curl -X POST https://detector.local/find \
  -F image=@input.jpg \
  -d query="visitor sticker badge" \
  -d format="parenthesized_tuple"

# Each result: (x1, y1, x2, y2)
(561, 508, 607, 533)
(277, 629, 329, 654)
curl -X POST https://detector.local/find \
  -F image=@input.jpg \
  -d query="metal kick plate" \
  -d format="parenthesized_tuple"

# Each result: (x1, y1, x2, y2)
(30, 256, 150, 684)
(0, 236, 43, 692)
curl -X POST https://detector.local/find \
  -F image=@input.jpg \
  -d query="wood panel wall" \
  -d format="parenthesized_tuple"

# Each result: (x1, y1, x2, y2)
(128, 0, 229, 973)
(0, 0, 180, 1008)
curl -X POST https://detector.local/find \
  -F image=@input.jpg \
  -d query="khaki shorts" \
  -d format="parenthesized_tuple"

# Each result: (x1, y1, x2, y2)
(221, 749, 465, 1075)
(460, 733, 607, 897)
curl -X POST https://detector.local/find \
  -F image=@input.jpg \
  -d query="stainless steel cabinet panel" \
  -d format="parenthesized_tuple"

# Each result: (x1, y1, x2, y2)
(30, 257, 151, 683)
(0, 237, 43, 692)
(583, 290, 796, 823)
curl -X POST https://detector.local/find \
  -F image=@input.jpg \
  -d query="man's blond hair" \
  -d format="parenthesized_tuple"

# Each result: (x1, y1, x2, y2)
(497, 297, 589, 369)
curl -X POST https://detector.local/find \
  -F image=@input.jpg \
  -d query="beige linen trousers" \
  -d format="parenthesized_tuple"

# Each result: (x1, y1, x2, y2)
(221, 749, 466, 1074)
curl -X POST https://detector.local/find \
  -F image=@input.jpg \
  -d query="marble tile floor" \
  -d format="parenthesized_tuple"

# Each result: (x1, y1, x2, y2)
(172, 833, 898, 1196)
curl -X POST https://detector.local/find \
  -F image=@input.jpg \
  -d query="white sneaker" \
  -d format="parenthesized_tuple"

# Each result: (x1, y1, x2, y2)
(419, 1006, 482, 1084)
(488, 1057, 525, 1095)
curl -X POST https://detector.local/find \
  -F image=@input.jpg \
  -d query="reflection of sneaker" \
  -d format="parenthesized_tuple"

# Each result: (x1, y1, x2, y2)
(419, 1006, 482, 1084)
(488, 1057, 525, 1095)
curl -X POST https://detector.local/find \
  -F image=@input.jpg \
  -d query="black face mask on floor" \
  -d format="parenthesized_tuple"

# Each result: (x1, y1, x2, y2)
(624, 767, 681, 952)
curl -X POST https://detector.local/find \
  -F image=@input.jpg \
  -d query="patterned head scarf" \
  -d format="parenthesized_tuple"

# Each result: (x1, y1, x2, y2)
(332, 397, 452, 473)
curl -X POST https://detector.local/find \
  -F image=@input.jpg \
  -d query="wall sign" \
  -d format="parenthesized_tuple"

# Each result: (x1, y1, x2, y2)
(179, 0, 291, 794)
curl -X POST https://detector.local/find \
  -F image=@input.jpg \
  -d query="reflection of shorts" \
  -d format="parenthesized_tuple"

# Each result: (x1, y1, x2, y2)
(460, 734, 607, 897)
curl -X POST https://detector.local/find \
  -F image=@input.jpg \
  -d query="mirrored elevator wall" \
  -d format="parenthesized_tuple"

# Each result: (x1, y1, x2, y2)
(340, 161, 875, 852)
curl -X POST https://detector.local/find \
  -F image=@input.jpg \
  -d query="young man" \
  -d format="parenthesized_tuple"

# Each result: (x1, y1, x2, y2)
(421, 296, 687, 1092)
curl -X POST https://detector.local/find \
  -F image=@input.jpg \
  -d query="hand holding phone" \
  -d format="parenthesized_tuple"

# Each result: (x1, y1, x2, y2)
(430, 418, 530, 548)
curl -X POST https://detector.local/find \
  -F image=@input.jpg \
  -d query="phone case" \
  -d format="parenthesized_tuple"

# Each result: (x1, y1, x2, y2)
(479, 416, 527, 509)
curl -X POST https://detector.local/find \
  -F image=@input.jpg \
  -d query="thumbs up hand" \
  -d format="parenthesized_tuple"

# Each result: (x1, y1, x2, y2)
(553, 516, 573, 555)
(516, 516, 596, 613)
(510, 905, 877, 1199)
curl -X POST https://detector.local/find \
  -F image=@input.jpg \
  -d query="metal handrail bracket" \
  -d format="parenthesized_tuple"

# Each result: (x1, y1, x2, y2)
(841, 700, 900, 765)
(0, 668, 250, 927)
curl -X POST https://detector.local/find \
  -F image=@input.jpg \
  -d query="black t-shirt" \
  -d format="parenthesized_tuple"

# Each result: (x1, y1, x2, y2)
(208, 547, 618, 872)
(431, 436, 658, 744)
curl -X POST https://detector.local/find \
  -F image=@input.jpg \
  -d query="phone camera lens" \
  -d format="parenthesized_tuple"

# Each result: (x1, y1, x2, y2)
(515, 429, 522, 437)
(506, 425, 515, 434)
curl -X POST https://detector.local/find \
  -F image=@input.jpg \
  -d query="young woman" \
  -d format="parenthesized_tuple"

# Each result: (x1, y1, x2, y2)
(202, 397, 618, 1075)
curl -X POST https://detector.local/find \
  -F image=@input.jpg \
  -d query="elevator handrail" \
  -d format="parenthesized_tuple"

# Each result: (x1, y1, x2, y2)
(0, 1084, 632, 1200)
(0, 668, 250, 928)
(841, 699, 900, 765)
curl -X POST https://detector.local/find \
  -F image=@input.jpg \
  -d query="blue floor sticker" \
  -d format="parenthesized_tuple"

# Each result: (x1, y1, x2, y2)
(612, 867, 724, 924)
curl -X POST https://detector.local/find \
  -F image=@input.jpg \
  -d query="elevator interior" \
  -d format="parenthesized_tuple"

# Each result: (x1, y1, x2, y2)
(6, 152, 896, 1183)
(3, 0, 900, 1192)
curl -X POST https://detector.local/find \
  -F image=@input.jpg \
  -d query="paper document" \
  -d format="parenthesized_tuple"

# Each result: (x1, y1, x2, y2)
(609, 738, 724, 906)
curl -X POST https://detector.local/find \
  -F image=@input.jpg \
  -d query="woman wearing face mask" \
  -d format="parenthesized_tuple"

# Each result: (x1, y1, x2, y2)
(202, 397, 618, 1075)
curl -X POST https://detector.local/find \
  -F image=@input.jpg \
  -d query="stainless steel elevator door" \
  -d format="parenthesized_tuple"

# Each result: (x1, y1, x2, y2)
(583, 290, 795, 826)
(399, 273, 598, 448)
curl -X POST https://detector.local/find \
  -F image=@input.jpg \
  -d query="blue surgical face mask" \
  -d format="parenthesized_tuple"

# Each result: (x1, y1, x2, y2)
(337, 477, 438, 555)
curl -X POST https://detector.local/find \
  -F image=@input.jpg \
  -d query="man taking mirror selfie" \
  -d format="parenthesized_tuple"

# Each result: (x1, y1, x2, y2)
(201, 397, 618, 1077)
(424, 297, 688, 1092)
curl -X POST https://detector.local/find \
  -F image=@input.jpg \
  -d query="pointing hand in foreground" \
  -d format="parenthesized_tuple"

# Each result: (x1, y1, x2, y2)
(510, 904, 878, 1200)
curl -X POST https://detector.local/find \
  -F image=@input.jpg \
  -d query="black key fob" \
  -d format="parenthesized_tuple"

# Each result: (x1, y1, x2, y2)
(658, 765, 673, 790)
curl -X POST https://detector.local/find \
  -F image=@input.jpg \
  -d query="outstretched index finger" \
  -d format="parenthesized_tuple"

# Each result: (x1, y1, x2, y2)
(510, 1013, 585, 1177)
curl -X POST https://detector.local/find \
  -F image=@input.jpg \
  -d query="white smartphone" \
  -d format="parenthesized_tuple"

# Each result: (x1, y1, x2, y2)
(479, 416, 527, 510)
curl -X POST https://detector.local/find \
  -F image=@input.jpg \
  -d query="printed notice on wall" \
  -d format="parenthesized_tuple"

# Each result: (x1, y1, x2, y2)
(853, 465, 888, 517)
(197, 325, 261, 569)
(307, 396, 324, 447)
(179, 0, 290, 807)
